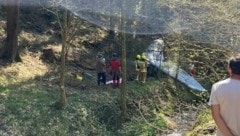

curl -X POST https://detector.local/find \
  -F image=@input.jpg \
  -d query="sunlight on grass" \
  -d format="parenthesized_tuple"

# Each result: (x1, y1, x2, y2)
(186, 106, 216, 136)
(19, 30, 51, 43)
(0, 57, 211, 135)
(0, 54, 48, 87)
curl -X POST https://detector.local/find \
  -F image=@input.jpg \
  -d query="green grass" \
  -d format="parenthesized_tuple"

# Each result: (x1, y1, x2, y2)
(1, 82, 113, 136)
(0, 87, 5, 93)
(119, 119, 167, 136)
(186, 106, 215, 136)
(0, 72, 213, 136)
(0, 78, 174, 136)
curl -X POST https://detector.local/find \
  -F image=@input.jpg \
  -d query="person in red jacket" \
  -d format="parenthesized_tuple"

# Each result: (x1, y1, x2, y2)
(110, 53, 121, 88)
(189, 63, 196, 76)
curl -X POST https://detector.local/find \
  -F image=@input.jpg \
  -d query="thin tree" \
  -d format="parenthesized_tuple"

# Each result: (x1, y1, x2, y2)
(1, 0, 22, 62)
(118, 0, 127, 126)
(43, 0, 78, 108)
(43, 0, 71, 109)
(58, 4, 68, 108)
(108, 0, 115, 39)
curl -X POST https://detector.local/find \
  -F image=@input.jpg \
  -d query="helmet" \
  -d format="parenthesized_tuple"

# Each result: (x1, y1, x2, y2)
(136, 54, 141, 59)
(141, 55, 147, 60)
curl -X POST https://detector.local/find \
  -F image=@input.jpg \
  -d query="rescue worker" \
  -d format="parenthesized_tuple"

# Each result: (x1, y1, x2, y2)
(138, 54, 148, 83)
(96, 54, 106, 85)
(109, 53, 121, 88)
(189, 63, 195, 76)
(135, 54, 141, 81)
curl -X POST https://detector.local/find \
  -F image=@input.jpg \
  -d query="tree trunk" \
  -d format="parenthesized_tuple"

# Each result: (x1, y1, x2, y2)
(59, 2, 68, 108)
(1, 0, 21, 62)
(119, 32, 127, 125)
(118, 0, 127, 127)
(108, 0, 115, 39)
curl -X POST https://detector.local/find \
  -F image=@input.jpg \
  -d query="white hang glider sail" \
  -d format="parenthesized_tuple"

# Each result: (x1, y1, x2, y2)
(143, 39, 206, 92)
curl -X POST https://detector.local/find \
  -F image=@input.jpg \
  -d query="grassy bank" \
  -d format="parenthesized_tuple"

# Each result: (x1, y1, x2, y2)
(0, 72, 173, 136)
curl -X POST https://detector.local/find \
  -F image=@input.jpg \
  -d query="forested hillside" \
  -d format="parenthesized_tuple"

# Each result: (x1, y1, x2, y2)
(0, 0, 239, 135)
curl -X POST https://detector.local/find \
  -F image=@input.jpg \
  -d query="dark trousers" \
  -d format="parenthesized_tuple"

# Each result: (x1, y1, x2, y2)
(97, 72, 106, 85)
(112, 70, 120, 87)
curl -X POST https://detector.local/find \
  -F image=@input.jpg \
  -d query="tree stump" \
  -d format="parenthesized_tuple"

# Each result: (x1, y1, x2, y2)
(40, 48, 57, 63)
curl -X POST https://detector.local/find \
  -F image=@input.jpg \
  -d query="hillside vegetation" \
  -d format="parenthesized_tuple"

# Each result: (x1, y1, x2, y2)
(0, 1, 239, 136)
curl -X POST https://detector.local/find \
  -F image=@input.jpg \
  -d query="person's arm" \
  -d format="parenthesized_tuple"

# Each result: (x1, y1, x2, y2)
(102, 61, 106, 72)
(135, 60, 138, 69)
(211, 105, 234, 136)
(118, 60, 122, 73)
(119, 65, 122, 73)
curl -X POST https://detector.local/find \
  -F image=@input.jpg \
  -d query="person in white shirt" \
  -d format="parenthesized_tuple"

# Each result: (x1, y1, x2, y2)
(209, 54, 240, 136)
